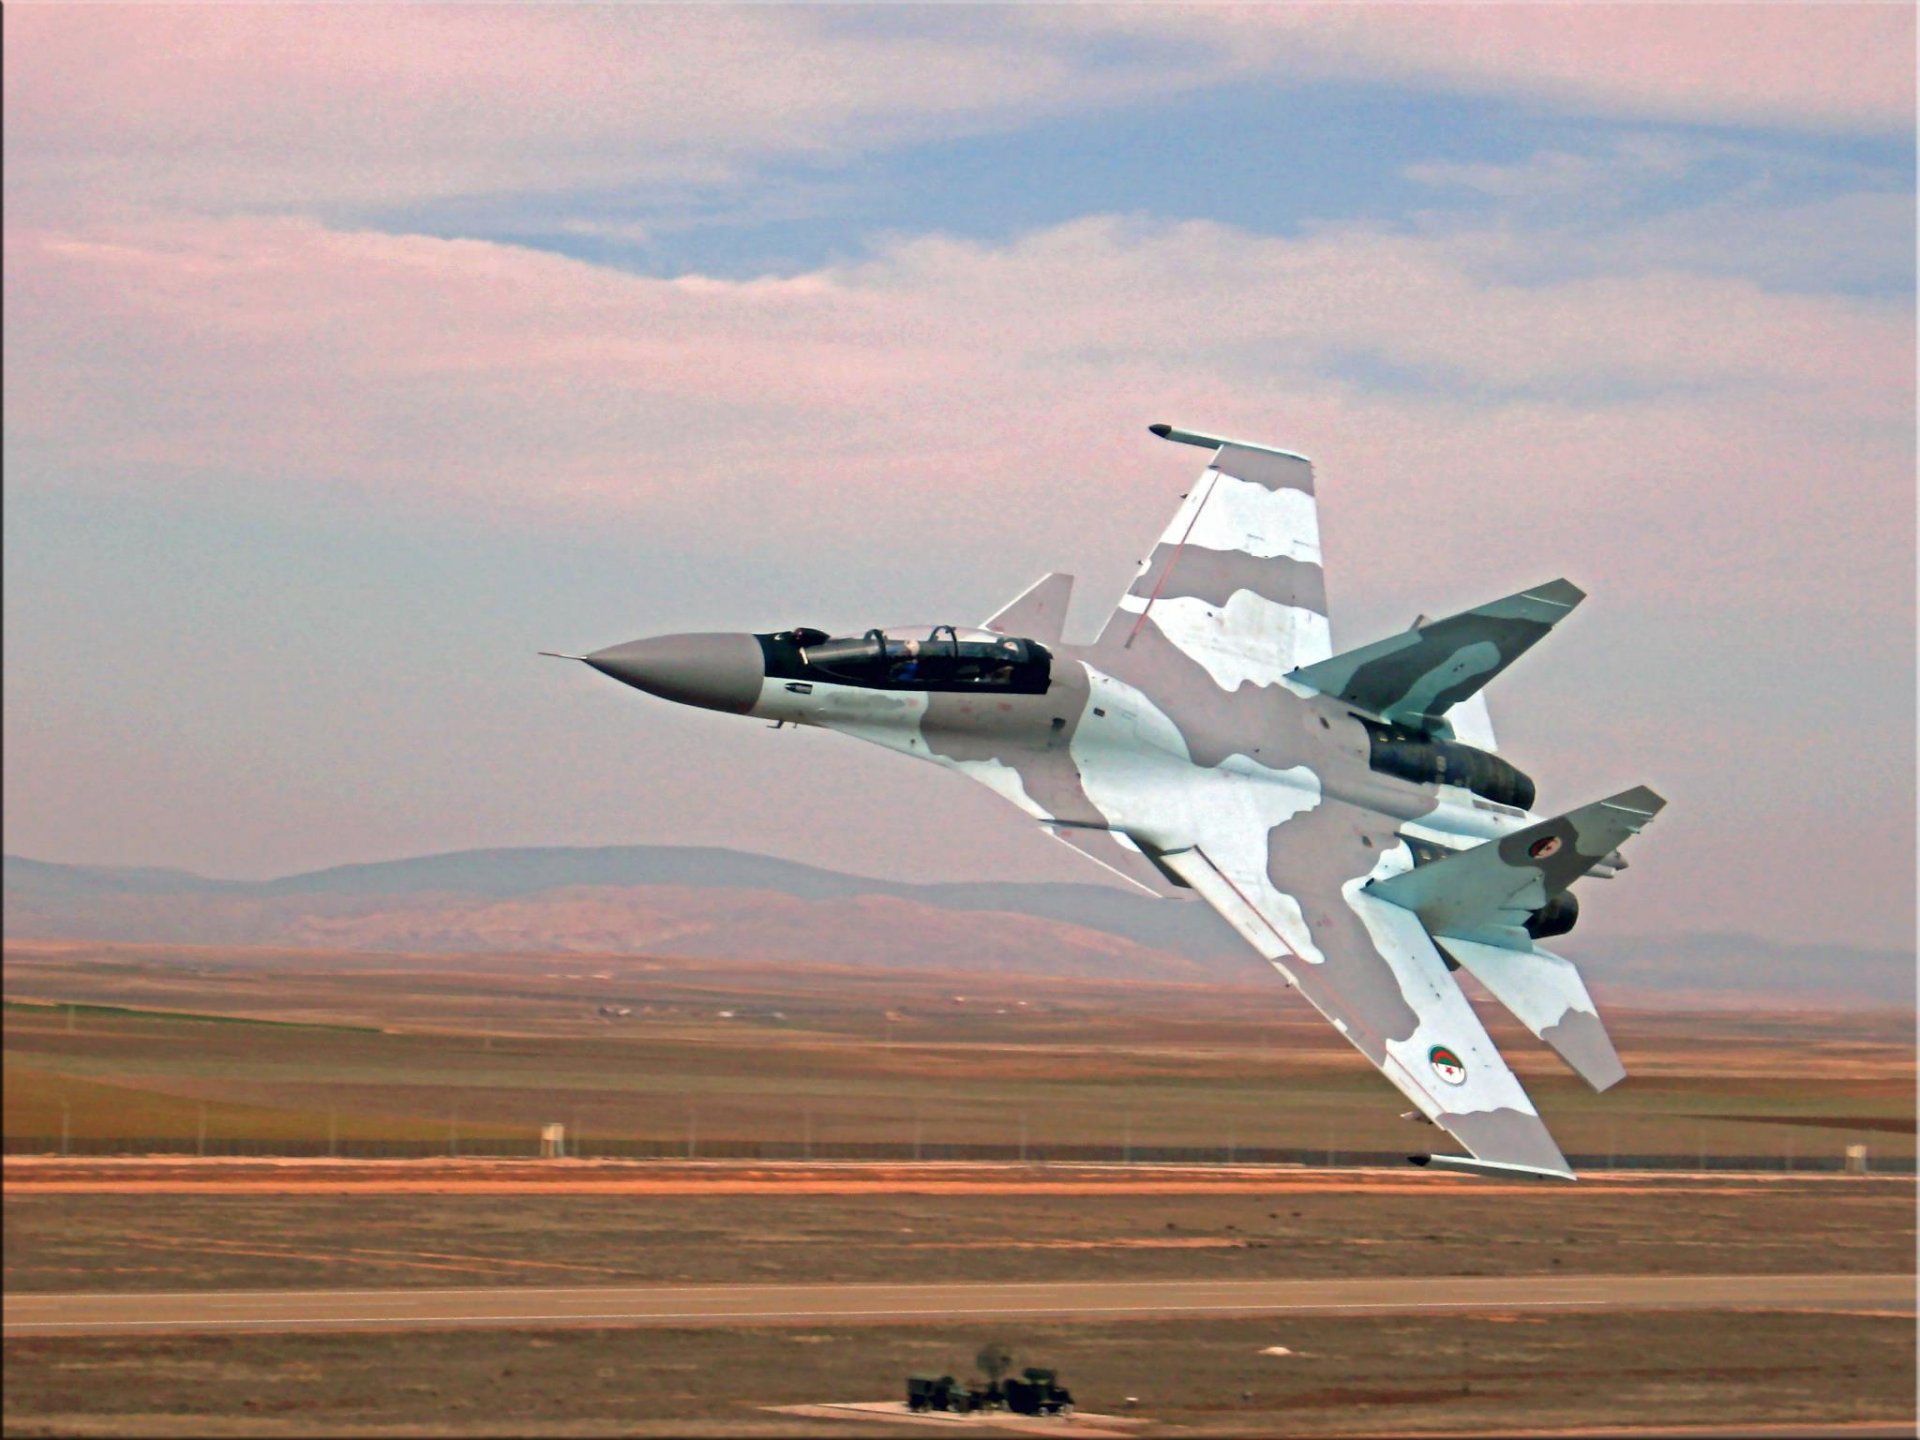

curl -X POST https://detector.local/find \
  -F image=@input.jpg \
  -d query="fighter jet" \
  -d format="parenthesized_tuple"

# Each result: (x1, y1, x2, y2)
(553, 425, 1664, 1179)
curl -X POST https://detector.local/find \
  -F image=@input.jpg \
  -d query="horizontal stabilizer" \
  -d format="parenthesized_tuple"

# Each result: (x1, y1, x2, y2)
(1410, 1153, 1577, 1181)
(1440, 937, 1626, 1091)
(985, 573, 1073, 645)
(1289, 579, 1584, 728)
(1370, 786, 1666, 950)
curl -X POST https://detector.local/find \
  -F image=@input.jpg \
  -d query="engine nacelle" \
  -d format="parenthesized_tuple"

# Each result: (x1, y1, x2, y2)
(1525, 892, 1580, 939)
(1362, 721, 1537, 811)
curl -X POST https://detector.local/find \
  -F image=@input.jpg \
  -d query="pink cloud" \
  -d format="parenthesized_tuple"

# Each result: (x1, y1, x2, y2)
(6, 209, 1908, 610)
(7, 6, 1910, 228)
(2, 7, 1188, 218)
(1056, 4, 1915, 134)
(5, 7, 1912, 949)
(1354, 4, 1914, 134)
(5, 206, 1911, 947)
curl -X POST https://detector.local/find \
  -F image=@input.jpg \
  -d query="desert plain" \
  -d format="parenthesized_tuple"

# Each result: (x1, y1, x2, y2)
(2, 939, 1914, 1436)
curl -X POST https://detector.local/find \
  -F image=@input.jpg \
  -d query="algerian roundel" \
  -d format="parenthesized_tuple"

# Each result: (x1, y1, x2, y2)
(1429, 1045, 1468, 1086)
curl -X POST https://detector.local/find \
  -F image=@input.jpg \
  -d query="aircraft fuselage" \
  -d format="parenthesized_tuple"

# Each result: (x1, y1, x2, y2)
(582, 625, 1539, 884)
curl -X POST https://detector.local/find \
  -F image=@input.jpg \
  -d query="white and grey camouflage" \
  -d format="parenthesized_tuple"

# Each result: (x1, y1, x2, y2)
(565, 425, 1667, 1179)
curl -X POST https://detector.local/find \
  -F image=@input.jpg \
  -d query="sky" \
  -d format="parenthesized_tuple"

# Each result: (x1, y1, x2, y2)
(4, 4, 1915, 953)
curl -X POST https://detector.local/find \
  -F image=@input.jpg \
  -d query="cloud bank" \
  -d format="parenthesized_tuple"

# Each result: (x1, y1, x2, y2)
(4, 5, 1913, 951)
(8, 6, 1910, 225)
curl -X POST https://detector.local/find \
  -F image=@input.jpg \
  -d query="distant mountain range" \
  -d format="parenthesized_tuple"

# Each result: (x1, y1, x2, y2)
(4, 847, 1911, 1008)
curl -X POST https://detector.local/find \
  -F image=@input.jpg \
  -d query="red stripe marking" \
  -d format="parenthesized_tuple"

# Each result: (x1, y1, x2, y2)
(1194, 846, 1304, 963)
(1125, 468, 1221, 649)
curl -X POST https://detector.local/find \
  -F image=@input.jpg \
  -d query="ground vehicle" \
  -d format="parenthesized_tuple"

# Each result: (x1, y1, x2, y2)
(1004, 1367, 1074, 1415)
(904, 1355, 1073, 1415)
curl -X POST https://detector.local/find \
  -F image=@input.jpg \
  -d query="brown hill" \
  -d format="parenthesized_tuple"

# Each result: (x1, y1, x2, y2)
(5, 848, 1910, 1006)
(268, 885, 1221, 981)
(2, 880, 1224, 983)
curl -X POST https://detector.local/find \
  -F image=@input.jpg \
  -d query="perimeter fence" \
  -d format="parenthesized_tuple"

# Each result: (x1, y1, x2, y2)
(4, 1134, 1910, 1172)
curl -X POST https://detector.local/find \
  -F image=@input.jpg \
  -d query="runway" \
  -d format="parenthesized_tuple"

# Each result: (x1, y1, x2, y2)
(5, 1271, 1910, 1336)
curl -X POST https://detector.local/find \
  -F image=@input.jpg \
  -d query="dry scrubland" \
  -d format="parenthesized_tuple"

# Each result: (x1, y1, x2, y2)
(3, 1170, 1914, 1435)
(5, 1309, 1910, 1438)
(3, 939, 1914, 1436)
(3, 940, 1913, 1162)
(6, 1168, 1912, 1293)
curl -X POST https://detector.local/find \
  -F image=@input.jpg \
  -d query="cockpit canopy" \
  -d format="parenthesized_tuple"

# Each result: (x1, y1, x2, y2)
(761, 625, 1052, 694)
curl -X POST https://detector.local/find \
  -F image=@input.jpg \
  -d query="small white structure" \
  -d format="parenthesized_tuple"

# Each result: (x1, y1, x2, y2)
(540, 1123, 567, 1159)
(1844, 1143, 1870, 1174)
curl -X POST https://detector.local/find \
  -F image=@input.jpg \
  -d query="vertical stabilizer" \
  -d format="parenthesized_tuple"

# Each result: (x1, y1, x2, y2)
(1444, 691, 1498, 751)
(1289, 580, 1583, 730)
(1409, 613, 1497, 750)
(985, 573, 1074, 645)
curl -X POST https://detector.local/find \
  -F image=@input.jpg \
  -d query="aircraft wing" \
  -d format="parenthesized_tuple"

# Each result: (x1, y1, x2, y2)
(1095, 427, 1332, 684)
(1154, 791, 1574, 1179)
(1041, 822, 1188, 899)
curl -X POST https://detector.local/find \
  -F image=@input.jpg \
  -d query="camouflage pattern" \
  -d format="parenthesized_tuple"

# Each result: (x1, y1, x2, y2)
(1290, 580, 1586, 729)
(1371, 786, 1666, 949)
(569, 425, 1667, 1179)
(1436, 938, 1627, 1092)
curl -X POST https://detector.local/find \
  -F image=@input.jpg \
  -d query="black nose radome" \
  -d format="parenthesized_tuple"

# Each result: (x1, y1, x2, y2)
(584, 633, 763, 714)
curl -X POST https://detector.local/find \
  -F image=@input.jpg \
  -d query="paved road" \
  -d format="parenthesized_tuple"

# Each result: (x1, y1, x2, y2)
(4, 1272, 1910, 1336)
(1493, 1427, 1918, 1440)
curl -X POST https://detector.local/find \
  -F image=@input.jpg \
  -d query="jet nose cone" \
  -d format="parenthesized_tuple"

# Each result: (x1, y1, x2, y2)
(584, 632, 764, 714)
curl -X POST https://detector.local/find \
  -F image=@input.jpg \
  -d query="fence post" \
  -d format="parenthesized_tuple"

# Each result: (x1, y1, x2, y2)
(59, 1100, 70, 1157)
(327, 1108, 337, 1159)
(197, 1103, 207, 1158)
